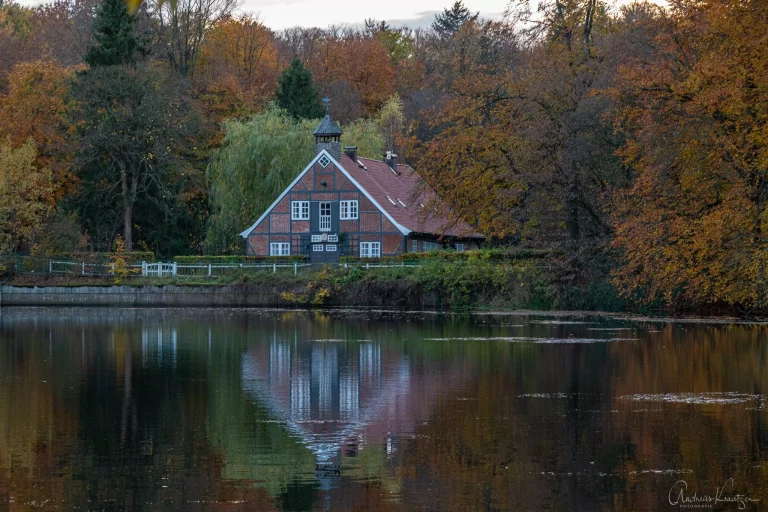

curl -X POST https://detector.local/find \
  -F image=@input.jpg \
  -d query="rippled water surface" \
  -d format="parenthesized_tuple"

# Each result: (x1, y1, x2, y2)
(0, 308, 767, 510)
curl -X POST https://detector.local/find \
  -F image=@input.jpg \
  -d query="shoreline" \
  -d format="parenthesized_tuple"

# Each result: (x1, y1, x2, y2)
(1, 284, 765, 323)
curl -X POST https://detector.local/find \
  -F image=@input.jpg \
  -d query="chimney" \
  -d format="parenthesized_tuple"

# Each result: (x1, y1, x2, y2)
(385, 151, 398, 173)
(344, 146, 358, 162)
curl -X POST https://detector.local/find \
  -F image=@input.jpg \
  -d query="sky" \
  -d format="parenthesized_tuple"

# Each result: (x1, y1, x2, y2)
(245, 0, 508, 30)
(13, 0, 508, 30)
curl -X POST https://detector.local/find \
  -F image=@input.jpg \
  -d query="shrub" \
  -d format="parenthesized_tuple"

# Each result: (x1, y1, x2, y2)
(173, 255, 309, 263)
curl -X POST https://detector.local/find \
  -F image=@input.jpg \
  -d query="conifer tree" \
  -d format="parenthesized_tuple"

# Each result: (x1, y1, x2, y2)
(275, 58, 325, 120)
(85, 0, 148, 67)
(432, 1, 479, 38)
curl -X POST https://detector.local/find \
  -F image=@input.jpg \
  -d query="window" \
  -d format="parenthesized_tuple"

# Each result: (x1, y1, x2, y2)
(410, 240, 418, 252)
(455, 243, 465, 252)
(312, 244, 324, 252)
(360, 242, 381, 258)
(270, 243, 290, 256)
(340, 200, 358, 220)
(423, 241, 440, 252)
(325, 245, 337, 252)
(312, 235, 323, 242)
(319, 202, 331, 232)
(318, 155, 331, 168)
(328, 234, 338, 243)
(292, 201, 309, 220)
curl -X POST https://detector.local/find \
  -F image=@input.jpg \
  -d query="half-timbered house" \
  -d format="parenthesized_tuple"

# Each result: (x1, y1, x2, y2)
(240, 111, 484, 262)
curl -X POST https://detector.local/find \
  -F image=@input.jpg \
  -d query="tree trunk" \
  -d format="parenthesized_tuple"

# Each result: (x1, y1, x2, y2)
(565, 173, 580, 250)
(123, 199, 133, 252)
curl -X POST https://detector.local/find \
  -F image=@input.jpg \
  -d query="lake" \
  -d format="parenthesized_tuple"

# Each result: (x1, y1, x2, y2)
(0, 307, 766, 511)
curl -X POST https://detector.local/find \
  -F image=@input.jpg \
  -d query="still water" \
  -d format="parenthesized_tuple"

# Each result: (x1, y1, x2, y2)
(0, 308, 767, 511)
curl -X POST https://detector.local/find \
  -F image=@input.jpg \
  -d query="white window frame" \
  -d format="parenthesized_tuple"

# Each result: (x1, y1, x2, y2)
(410, 240, 418, 252)
(270, 242, 290, 256)
(325, 244, 337, 252)
(455, 243, 465, 252)
(312, 244, 324, 252)
(318, 155, 331, 168)
(311, 235, 323, 242)
(423, 241, 440, 252)
(319, 202, 332, 232)
(328, 234, 338, 243)
(360, 242, 381, 258)
(340, 200, 358, 220)
(291, 201, 309, 220)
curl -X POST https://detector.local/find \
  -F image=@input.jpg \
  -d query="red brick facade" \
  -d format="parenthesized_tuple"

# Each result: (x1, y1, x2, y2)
(245, 157, 405, 261)
(242, 151, 484, 260)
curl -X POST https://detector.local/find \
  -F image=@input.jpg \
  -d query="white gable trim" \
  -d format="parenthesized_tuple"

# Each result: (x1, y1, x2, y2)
(240, 150, 411, 239)
(239, 152, 324, 238)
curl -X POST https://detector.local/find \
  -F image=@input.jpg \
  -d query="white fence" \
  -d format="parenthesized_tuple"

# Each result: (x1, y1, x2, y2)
(43, 259, 424, 279)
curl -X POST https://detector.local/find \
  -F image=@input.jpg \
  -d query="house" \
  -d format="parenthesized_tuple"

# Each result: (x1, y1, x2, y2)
(239, 110, 485, 262)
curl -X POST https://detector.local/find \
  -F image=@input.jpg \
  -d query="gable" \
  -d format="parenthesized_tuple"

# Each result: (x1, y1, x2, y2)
(239, 150, 411, 238)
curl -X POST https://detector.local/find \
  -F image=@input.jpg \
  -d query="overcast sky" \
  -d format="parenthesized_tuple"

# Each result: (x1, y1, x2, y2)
(247, 0, 508, 30)
(14, 0, 509, 29)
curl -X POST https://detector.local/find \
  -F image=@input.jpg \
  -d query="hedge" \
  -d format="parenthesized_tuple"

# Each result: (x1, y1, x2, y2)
(173, 255, 309, 263)
(45, 251, 155, 264)
(339, 248, 557, 264)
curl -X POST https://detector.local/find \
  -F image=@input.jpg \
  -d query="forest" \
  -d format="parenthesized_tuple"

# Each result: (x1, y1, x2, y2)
(0, 0, 766, 310)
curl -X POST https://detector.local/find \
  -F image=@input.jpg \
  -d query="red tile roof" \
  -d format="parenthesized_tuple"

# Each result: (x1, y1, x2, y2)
(339, 155, 484, 239)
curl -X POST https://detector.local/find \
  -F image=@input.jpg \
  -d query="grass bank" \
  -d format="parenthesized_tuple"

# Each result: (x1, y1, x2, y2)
(2, 254, 633, 312)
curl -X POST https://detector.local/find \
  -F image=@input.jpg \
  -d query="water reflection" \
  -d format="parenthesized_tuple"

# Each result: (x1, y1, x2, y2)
(0, 308, 767, 510)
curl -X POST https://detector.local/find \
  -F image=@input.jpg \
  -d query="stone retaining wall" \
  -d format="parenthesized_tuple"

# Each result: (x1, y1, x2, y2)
(0, 284, 444, 309)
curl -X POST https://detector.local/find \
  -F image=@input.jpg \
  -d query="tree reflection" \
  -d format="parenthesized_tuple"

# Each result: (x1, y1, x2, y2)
(0, 310, 766, 510)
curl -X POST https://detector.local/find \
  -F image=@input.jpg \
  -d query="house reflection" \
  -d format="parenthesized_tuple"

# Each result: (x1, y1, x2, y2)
(241, 335, 413, 490)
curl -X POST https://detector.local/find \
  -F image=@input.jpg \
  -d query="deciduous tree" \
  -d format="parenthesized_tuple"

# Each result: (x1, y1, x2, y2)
(0, 138, 54, 253)
(610, 0, 768, 307)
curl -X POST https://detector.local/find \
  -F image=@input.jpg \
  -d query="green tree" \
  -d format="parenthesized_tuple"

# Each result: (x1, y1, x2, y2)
(376, 93, 404, 152)
(275, 57, 324, 120)
(432, 1, 479, 39)
(71, 65, 184, 252)
(205, 104, 389, 253)
(85, 0, 148, 68)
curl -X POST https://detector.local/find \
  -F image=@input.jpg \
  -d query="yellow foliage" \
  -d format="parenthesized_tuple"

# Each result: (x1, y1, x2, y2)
(0, 138, 53, 254)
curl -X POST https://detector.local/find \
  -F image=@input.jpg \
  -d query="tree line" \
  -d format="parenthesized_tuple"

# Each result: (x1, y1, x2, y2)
(0, 0, 766, 309)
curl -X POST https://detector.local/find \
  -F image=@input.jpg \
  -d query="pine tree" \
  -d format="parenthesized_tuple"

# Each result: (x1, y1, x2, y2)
(432, 1, 479, 38)
(275, 58, 325, 120)
(85, 0, 148, 67)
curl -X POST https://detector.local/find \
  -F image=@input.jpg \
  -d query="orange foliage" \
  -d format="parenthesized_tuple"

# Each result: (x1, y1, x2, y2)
(309, 36, 396, 116)
(610, 0, 768, 307)
(197, 14, 279, 114)
(0, 60, 78, 196)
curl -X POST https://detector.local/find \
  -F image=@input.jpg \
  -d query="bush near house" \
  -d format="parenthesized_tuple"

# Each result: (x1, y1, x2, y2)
(173, 255, 309, 263)
(339, 248, 558, 264)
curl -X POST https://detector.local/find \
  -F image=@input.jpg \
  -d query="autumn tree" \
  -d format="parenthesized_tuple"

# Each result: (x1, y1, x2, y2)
(610, 0, 768, 307)
(0, 138, 54, 253)
(276, 57, 324, 120)
(151, 0, 239, 78)
(0, 60, 76, 195)
(196, 14, 278, 109)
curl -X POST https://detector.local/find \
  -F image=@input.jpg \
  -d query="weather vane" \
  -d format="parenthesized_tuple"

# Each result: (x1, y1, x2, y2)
(322, 97, 331, 115)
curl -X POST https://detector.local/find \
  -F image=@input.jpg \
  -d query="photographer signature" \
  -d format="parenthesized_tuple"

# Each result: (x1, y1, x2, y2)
(669, 478, 760, 510)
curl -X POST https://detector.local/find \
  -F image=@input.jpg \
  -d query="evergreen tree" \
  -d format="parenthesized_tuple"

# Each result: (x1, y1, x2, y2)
(85, 0, 148, 67)
(275, 58, 325, 120)
(432, 1, 479, 38)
